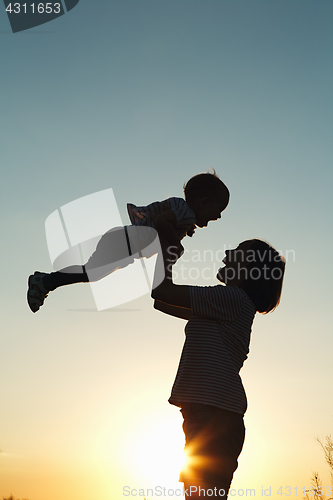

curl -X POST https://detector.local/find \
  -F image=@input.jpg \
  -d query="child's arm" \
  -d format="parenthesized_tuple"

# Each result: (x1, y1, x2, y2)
(153, 299, 192, 320)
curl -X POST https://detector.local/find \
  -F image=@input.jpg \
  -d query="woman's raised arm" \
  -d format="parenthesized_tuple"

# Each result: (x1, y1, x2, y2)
(153, 300, 192, 320)
(151, 241, 191, 309)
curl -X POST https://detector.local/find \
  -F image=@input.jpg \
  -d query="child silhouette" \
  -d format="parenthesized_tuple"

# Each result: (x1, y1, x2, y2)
(27, 170, 229, 312)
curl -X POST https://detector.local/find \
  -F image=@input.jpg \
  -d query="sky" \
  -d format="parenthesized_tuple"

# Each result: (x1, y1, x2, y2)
(1, 1, 333, 499)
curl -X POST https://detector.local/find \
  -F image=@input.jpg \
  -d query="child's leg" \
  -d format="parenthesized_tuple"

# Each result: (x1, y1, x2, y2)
(27, 227, 133, 312)
(42, 265, 89, 291)
(45, 226, 133, 291)
(27, 266, 90, 313)
(84, 226, 134, 282)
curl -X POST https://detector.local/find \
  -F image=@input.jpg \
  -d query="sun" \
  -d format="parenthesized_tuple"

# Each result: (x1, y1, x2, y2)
(122, 415, 186, 486)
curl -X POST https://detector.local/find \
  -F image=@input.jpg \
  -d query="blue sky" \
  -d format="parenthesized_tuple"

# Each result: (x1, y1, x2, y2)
(1, 1, 332, 499)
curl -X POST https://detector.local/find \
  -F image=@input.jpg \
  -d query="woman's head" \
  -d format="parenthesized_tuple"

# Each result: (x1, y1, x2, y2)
(217, 239, 286, 314)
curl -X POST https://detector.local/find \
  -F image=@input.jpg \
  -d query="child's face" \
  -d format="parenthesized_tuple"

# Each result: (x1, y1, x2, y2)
(194, 196, 228, 227)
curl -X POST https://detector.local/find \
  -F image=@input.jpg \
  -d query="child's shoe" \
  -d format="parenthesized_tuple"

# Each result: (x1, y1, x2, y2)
(27, 272, 49, 313)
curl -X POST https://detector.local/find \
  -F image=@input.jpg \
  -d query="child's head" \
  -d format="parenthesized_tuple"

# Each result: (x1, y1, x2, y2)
(217, 239, 286, 313)
(184, 170, 230, 227)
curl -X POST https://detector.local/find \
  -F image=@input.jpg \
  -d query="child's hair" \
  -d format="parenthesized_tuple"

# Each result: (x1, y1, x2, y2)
(184, 169, 230, 204)
(240, 239, 286, 314)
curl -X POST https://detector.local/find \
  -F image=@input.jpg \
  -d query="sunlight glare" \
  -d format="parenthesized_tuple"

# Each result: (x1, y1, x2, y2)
(122, 416, 186, 486)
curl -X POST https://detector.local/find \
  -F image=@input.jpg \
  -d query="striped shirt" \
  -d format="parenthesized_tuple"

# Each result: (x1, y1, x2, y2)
(169, 285, 256, 415)
(127, 197, 196, 239)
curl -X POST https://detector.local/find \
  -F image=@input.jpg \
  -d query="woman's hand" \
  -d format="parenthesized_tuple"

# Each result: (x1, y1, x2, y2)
(154, 210, 180, 249)
(177, 243, 185, 258)
(166, 243, 184, 264)
(158, 236, 183, 265)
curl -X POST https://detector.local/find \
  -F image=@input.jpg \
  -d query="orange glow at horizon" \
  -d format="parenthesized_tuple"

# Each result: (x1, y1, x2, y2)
(121, 416, 186, 486)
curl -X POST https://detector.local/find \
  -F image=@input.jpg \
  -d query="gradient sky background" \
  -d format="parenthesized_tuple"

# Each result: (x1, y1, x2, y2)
(1, 1, 332, 499)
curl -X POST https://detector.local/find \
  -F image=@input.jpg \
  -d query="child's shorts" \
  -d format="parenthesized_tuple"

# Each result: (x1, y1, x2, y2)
(179, 403, 245, 494)
(84, 225, 162, 282)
